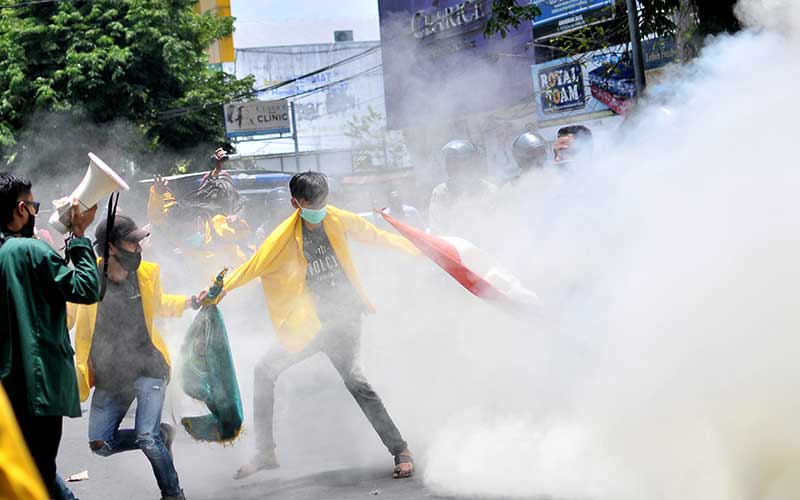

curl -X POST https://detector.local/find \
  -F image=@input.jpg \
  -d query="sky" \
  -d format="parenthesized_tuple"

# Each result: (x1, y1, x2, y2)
(230, 0, 382, 47)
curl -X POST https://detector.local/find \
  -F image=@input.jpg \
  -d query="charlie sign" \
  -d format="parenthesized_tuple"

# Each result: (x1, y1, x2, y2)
(224, 100, 290, 138)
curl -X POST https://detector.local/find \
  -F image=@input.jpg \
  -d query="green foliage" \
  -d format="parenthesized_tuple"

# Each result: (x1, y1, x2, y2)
(0, 0, 254, 176)
(485, 0, 541, 39)
(546, 0, 680, 57)
(541, 0, 739, 61)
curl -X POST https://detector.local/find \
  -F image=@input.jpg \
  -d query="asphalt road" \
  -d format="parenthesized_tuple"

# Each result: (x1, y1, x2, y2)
(55, 353, 455, 500)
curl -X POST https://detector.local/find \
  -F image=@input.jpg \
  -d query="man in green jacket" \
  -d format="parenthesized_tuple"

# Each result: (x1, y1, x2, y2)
(0, 172, 100, 497)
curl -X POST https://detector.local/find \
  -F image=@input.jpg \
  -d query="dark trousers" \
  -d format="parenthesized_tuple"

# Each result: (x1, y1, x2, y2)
(253, 317, 408, 456)
(16, 414, 64, 497)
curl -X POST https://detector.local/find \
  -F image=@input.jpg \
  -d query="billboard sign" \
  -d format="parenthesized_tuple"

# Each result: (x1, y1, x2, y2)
(532, 0, 614, 41)
(223, 100, 291, 138)
(532, 38, 676, 124)
(378, 0, 536, 129)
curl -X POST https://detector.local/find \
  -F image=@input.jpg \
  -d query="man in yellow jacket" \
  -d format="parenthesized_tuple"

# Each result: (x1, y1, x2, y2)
(0, 384, 48, 500)
(71, 215, 205, 500)
(225, 171, 419, 480)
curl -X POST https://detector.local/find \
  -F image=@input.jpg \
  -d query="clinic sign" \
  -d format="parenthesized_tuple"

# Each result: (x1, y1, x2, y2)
(223, 100, 290, 138)
(532, 0, 614, 41)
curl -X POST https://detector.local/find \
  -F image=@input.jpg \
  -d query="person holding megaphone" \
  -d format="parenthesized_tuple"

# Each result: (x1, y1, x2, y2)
(0, 172, 100, 500)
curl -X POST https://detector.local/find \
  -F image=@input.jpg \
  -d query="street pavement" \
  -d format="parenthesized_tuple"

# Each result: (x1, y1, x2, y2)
(55, 353, 459, 500)
(57, 405, 448, 500)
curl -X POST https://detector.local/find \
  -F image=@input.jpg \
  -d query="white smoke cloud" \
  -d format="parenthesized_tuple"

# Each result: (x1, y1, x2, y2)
(352, 0, 800, 499)
(735, 0, 800, 36)
(95, 1, 800, 498)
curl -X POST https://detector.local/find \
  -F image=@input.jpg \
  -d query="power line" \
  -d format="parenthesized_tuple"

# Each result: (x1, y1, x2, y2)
(158, 45, 382, 120)
(287, 64, 382, 101)
(158, 0, 503, 121)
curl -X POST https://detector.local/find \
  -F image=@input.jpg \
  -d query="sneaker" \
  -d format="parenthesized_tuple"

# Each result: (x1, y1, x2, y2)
(159, 490, 186, 500)
(232, 450, 280, 480)
(160, 423, 176, 456)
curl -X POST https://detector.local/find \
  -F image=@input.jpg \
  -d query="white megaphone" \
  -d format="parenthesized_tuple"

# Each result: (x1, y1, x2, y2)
(49, 152, 130, 234)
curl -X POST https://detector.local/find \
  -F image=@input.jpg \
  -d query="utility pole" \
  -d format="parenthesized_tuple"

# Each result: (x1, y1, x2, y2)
(626, 0, 647, 95)
(290, 101, 300, 172)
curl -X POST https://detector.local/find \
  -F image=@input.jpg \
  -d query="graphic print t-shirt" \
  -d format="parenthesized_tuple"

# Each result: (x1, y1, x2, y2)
(302, 223, 361, 323)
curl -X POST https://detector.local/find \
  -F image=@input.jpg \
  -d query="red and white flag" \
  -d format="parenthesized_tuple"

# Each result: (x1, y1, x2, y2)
(377, 210, 537, 305)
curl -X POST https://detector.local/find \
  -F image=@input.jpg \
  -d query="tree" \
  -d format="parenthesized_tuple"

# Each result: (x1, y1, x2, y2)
(486, 0, 740, 62)
(485, 0, 541, 39)
(344, 107, 409, 171)
(0, 0, 254, 177)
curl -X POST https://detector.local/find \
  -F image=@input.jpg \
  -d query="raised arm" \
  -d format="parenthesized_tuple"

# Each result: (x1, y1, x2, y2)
(337, 209, 420, 256)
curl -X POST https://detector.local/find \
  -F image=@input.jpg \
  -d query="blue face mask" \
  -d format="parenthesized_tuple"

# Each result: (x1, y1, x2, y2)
(300, 205, 327, 224)
(185, 232, 205, 249)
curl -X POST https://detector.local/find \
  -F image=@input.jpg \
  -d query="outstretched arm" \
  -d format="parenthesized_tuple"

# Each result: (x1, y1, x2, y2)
(223, 219, 290, 293)
(337, 209, 420, 256)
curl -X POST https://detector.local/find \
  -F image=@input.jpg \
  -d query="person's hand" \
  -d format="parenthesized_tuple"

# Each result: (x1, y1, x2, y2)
(153, 174, 169, 195)
(205, 287, 227, 306)
(70, 199, 97, 238)
(197, 289, 209, 303)
(213, 147, 228, 163)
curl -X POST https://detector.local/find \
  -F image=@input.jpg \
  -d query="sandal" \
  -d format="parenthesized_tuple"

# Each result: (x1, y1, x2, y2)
(392, 454, 415, 479)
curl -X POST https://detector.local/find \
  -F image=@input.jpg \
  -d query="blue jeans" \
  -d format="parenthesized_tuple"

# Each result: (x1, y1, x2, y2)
(53, 474, 79, 500)
(88, 377, 181, 497)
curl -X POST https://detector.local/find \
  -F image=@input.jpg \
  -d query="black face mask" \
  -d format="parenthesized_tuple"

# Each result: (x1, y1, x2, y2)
(19, 209, 35, 238)
(114, 247, 142, 272)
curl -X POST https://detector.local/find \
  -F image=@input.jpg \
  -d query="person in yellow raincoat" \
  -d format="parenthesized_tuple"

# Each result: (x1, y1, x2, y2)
(69, 215, 206, 500)
(0, 384, 48, 500)
(221, 171, 420, 481)
(147, 172, 252, 271)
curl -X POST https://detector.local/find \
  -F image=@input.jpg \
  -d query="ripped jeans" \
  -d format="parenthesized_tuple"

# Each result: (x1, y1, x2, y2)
(88, 377, 181, 497)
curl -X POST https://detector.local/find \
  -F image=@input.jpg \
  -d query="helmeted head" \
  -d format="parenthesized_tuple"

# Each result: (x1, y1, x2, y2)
(265, 186, 293, 223)
(441, 139, 484, 181)
(512, 131, 549, 171)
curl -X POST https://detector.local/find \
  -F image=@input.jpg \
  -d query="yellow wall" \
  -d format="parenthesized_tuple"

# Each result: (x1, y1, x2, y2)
(196, 0, 235, 64)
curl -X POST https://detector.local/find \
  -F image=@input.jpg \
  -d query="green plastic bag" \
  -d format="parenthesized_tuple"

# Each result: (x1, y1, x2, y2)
(179, 304, 243, 442)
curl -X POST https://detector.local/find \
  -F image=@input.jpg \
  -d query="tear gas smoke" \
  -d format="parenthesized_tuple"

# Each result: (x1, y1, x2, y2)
(160, 0, 800, 497)
(24, 0, 800, 497)
(355, 0, 800, 499)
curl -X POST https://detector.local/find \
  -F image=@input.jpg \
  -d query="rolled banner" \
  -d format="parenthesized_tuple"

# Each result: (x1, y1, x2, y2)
(376, 210, 538, 306)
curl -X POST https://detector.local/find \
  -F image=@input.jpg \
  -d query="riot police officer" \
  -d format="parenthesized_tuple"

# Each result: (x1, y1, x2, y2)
(428, 139, 497, 234)
(512, 131, 549, 172)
